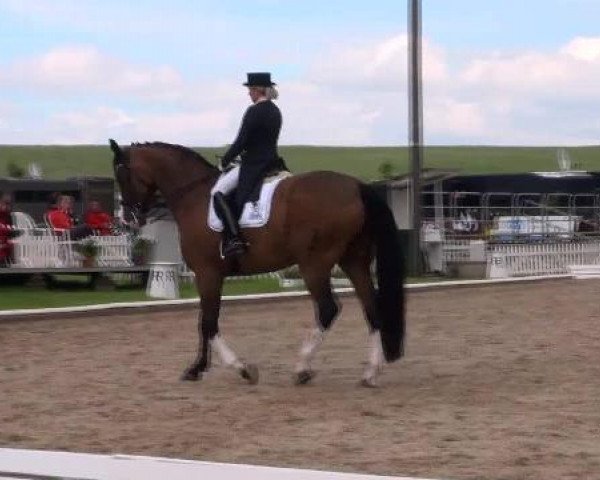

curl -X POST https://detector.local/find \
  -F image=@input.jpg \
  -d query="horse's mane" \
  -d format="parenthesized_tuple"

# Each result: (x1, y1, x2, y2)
(131, 141, 218, 172)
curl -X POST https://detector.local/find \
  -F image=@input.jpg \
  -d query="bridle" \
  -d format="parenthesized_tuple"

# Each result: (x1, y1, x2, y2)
(114, 153, 151, 217)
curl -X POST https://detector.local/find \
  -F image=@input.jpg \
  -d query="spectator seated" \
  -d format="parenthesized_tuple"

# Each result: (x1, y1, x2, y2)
(84, 200, 114, 236)
(46, 195, 92, 240)
(0, 193, 19, 266)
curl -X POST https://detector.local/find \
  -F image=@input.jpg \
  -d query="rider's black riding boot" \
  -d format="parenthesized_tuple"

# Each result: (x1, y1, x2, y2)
(213, 192, 247, 258)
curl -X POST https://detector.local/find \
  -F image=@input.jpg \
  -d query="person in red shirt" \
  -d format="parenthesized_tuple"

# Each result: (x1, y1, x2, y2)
(0, 193, 15, 266)
(47, 195, 74, 230)
(47, 195, 92, 240)
(84, 200, 113, 236)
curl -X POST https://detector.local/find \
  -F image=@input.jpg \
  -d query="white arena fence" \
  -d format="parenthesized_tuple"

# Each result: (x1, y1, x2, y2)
(488, 241, 600, 277)
(0, 448, 437, 480)
(441, 239, 472, 263)
(442, 239, 600, 278)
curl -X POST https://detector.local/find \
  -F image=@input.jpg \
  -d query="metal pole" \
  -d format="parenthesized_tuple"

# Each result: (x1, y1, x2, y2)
(408, 0, 423, 275)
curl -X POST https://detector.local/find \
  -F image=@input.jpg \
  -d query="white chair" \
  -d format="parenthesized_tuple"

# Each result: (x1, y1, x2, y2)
(10, 210, 77, 267)
(11, 211, 39, 233)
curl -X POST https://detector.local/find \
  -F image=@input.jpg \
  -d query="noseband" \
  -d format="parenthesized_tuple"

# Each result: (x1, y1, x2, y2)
(115, 157, 146, 215)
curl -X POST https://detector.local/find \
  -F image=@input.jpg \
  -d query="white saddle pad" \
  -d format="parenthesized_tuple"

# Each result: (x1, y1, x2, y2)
(208, 173, 291, 232)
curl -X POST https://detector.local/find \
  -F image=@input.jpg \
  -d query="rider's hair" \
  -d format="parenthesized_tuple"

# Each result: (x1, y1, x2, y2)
(251, 86, 279, 101)
(265, 86, 279, 100)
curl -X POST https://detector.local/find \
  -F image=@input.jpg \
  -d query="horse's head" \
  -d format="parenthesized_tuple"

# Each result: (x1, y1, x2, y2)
(109, 139, 157, 214)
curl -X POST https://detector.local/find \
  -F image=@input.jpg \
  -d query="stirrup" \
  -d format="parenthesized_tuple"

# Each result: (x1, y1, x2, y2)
(220, 237, 248, 259)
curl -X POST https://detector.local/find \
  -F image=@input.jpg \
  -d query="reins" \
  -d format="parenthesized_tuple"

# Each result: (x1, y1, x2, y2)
(162, 174, 216, 210)
(129, 142, 220, 211)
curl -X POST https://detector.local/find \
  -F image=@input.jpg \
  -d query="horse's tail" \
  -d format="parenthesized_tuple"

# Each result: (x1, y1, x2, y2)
(359, 183, 405, 362)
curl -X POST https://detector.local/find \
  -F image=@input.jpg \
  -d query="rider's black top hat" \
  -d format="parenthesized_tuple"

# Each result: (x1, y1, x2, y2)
(243, 72, 276, 87)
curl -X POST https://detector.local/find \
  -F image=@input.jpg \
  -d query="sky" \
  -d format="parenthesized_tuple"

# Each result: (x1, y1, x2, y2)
(0, 0, 599, 146)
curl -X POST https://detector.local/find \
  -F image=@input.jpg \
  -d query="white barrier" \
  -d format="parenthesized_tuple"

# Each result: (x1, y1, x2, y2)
(0, 449, 437, 480)
(442, 239, 471, 263)
(568, 264, 600, 279)
(487, 241, 600, 277)
(95, 234, 132, 266)
(12, 228, 55, 267)
(12, 231, 131, 268)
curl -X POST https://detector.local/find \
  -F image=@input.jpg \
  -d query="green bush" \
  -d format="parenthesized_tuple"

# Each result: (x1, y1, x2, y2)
(74, 238, 99, 258)
(378, 161, 395, 179)
(6, 161, 25, 178)
(131, 237, 154, 265)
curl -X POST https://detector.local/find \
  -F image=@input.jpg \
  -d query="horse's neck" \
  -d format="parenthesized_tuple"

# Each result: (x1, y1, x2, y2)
(149, 151, 217, 218)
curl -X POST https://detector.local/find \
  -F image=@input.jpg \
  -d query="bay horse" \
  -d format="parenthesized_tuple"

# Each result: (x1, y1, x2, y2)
(109, 140, 405, 387)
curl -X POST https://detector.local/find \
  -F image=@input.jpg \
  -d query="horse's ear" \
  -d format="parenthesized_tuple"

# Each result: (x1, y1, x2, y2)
(109, 139, 120, 154)
(109, 139, 122, 164)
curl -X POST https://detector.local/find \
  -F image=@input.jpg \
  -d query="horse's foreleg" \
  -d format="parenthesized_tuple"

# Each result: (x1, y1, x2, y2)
(181, 310, 218, 381)
(212, 334, 259, 385)
(295, 267, 340, 385)
(181, 268, 258, 385)
(181, 271, 223, 382)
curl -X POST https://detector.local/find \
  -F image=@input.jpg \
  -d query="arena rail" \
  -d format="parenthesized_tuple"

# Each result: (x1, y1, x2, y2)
(488, 241, 600, 277)
(0, 448, 439, 480)
(0, 275, 570, 322)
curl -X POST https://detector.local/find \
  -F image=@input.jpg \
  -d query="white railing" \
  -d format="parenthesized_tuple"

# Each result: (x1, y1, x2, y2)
(442, 239, 472, 263)
(94, 235, 132, 266)
(489, 241, 600, 277)
(11, 230, 132, 268)
(440, 239, 600, 278)
(442, 239, 486, 263)
(12, 229, 73, 267)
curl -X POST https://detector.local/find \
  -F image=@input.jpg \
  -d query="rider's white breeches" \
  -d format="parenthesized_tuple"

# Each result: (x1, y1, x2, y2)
(211, 165, 240, 196)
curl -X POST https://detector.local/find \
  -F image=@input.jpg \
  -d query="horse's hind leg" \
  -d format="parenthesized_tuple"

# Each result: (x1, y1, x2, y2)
(294, 265, 341, 385)
(339, 249, 384, 387)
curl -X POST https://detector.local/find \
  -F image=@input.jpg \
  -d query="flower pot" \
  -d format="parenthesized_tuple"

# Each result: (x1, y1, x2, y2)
(82, 256, 96, 268)
(132, 254, 147, 266)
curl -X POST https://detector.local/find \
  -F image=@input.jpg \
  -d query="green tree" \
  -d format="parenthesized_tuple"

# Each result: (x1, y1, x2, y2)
(6, 161, 25, 178)
(378, 161, 395, 179)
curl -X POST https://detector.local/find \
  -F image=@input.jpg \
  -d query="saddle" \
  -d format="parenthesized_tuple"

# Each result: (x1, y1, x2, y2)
(208, 170, 291, 232)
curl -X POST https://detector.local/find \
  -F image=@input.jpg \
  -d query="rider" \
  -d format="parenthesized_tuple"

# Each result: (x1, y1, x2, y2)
(211, 72, 283, 259)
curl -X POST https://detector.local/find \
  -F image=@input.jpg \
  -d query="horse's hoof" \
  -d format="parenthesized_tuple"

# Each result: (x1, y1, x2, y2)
(181, 369, 201, 382)
(359, 377, 379, 388)
(240, 364, 259, 385)
(294, 370, 316, 385)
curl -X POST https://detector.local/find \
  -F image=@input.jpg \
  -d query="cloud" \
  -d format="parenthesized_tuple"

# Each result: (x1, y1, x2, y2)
(0, 102, 21, 134)
(279, 82, 384, 145)
(1, 46, 185, 101)
(42, 106, 234, 145)
(309, 34, 447, 92)
(2, 31, 600, 146)
(425, 99, 487, 138)
(460, 36, 600, 100)
(560, 36, 600, 62)
(446, 36, 600, 144)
